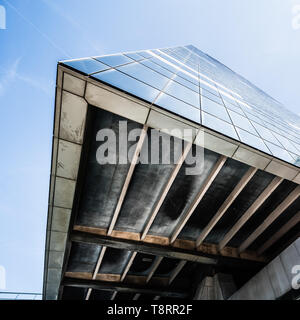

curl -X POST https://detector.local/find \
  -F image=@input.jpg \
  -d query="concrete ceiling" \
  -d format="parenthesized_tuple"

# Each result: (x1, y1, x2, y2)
(43, 65, 300, 300)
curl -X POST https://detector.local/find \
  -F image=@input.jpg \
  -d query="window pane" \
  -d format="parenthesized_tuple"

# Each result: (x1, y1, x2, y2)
(221, 94, 239, 106)
(158, 53, 184, 70)
(251, 122, 282, 146)
(124, 52, 144, 61)
(228, 110, 257, 135)
(94, 54, 133, 67)
(290, 153, 300, 167)
(179, 63, 199, 76)
(164, 80, 200, 108)
(62, 58, 109, 75)
(201, 81, 219, 96)
(117, 62, 169, 90)
(156, 93, 200, 123)
(141, 59, 174, 78)
(137, 50, 153, 58)
(244, 111, 265, 125)
(261, 120, 283, 135)
(92, 69, 159, 102)
(237, 101, 254, 112)
(201, 88, 223, 105)
(173, 75, 199, 92)
(201, 96, 231, 122)
(271, 132, 300, 154)
(291, 141, 300, 153)
(149, 57, 179, 74)
(223, 100, 245, 116)
(264, 142, 295, 163)
(177, 70, 199, 85)
(282, 131, 300, 146)
(236, 128, 270, 153)
(202, 111, 238, 140)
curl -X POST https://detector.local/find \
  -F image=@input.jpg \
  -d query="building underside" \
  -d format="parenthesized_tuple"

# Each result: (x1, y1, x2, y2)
(43, 46, 300, 300)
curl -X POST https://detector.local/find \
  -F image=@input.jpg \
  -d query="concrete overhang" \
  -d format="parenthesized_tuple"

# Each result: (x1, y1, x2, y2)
(43, 64, 300, 300)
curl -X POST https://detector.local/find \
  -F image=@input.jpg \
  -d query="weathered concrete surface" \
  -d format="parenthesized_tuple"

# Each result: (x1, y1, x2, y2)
(193, 273, 236, 300)
(229, 238, 300, 300)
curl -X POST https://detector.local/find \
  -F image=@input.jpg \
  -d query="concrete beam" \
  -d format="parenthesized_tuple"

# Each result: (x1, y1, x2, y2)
(71, 230, 217, 265)
(170, 155, 227, 243)
(219, 176, 283, 250)
(63, 277, 189, 299)
(238, 186, 300, 252)
(196, 167, 257, 247)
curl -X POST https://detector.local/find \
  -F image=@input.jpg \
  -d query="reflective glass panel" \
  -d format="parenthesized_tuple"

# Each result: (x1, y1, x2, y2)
(177, 70, 199, 85)
(251, 122, 282, 146)
(201, 96, 231, 122)
(117, 62, 169, 90)
(137, 50, 153, 58)
(201, 81, 219, 95)
(244, 111, 265, 125)
(286, 133, 300, 145)
(156, 93, 200, 123)
(290, 154, 300, 167)
(228, 110, 258, 135)
(236, 128, 270, 153)
(264, 142, 295, 163)
(140, 59, 174, 78)
(221, 94, 239, 106)
(237, 102, 253, 112)
(202, 111, 238, 140)
(173, 75, 199, 92)
(179, 63, 198, 76)
(261, 120, 283, 136)
(124, 52, 144, 61)
(158, 52, 184, 70)
(149, 57, 179, 74)
(164, 80, 200, 108)
(223, 100, 245, 116)
(92, 69, 159, 102)
(201, 88, 223, 105)
(271, 132, 300, 154)
(291, 141, 300, 153)
(62, 58, 109, 75)
(95, 54, 133, 67)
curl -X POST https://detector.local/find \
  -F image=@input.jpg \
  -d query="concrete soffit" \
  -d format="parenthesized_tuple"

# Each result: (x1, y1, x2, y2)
(43, 65, 300, 299)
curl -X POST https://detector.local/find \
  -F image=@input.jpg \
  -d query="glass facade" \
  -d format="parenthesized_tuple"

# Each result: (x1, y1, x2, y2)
(61, 45, 300, 167)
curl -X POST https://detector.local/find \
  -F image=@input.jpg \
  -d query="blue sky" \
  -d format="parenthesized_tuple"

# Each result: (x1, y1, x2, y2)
(0, 0, 299, 294)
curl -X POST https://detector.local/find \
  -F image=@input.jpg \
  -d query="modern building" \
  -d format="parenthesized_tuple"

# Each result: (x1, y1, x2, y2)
(43, 45, 300, 300)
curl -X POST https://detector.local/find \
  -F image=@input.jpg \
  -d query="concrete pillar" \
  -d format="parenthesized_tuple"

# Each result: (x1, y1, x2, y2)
(194, 276, 214, 300)
(214, 273, 237, 300)
(193, 273, 236, 300)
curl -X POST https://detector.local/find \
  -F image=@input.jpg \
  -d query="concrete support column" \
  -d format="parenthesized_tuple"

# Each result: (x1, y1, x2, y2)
(193, 273, 236, 300)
